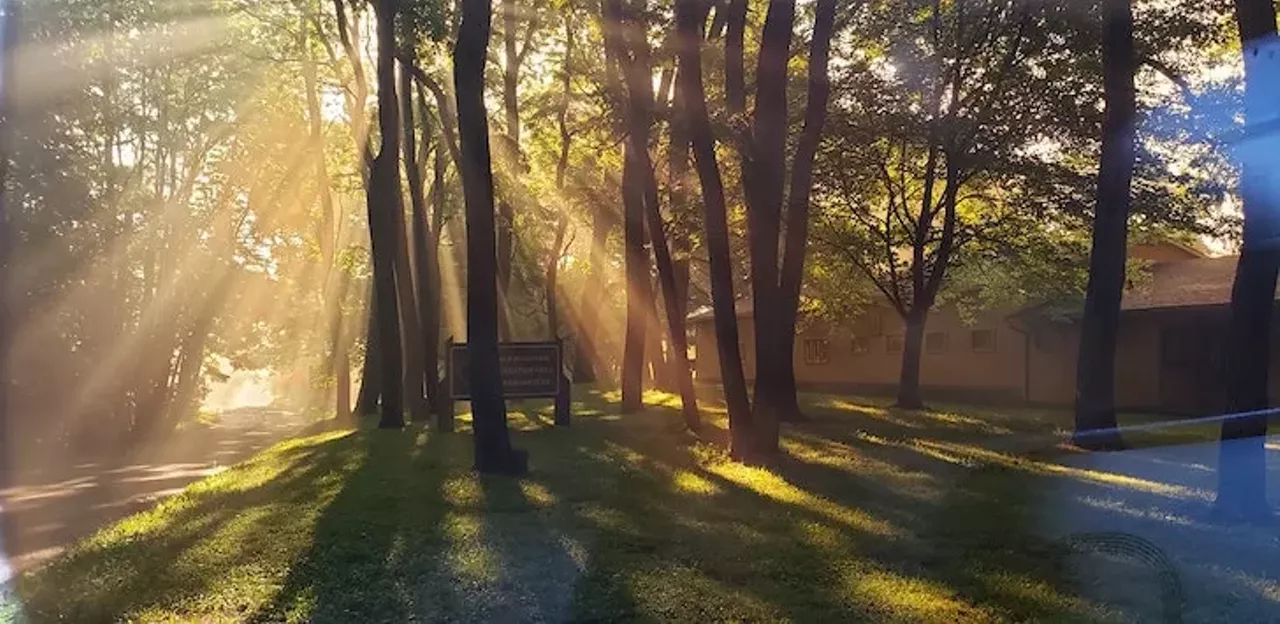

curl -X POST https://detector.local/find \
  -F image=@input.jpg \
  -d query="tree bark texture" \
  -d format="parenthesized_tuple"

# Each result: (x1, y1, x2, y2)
(396, 50, 431, 425)
(456, 0, 525, 474)
(773, 0, 838, 423)
(676, 0, 754, 459)
(423, 91, 447, 427)
(369, 0, 405, 428)
(603, 0, 652, 414)
(896, 309, 927, 409)
(1073, 0, 1135, 450)
(355, 291, 382, 415)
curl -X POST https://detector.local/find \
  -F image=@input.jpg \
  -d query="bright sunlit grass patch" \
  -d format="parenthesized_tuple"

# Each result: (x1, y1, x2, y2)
(707, 460, 902, 538)
(17, 386, 1113, 622)
(841, 566, 994, 622)
(671, 469, 723, 496)
(914, 439, 1205, 499)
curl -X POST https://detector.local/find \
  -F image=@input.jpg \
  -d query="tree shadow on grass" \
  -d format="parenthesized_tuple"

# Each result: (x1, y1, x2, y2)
(249, 423, 589, 623)
(922, 464, 1088, 620)
(783, 408, 1099, 620)
(527, 412, 934, 621)
(249, 427, 462, 622)
(17, 389, 1133, 621)
(544, 393, 1098, 622)
(443, 472, 586, 622)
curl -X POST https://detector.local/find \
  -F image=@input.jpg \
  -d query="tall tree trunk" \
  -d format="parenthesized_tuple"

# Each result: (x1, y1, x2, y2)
(496, 0, 521, 341)
(676, 0, 752, 457)
(648, 304, 674, 392)
(1216, 0, 1279, 521)
(332, 0, 375, 173)
(645, 281, 671, 391)
(1073, 0, 1135, 451)
(669, 59, 697, 403)
(547, 218, 569, 338)
(574, 203, 611, 382)
(170, 320, 213, 423)
(355, 291, 382, 415)
(603, 0, 652, 414)
(896, 308, 927, 409)
(456, 0, 526, 474)
(620, 142, 650, 412)
(620, 0, 695, 423)
(302, 17, 348, 421)
(336, 335, 352, 421)
(547, 14, 575, 342)
(398, 51, 432, 426)
(426, 109, 447, 427)
(773, 0, 837, 424)
(896, 160, 960, 411)
(334, 0, 375, 419)
(744, 0, 795, 450)
(369, 0, 405, 428)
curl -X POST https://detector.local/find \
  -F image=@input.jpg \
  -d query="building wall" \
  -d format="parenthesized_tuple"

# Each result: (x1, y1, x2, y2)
(1027, 316, 1162, 409)
(693, 305, 1028, 401)
(1115, 317, 1162, 409)
(692, 317, 754, 382)
(1026, 307, 1280, 414)
(1026, 323, 1077, 405)
(691, 300, 1280, 414)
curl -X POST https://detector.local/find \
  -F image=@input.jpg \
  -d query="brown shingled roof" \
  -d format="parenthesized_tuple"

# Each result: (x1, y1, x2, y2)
(1122, 255, 1248, 311)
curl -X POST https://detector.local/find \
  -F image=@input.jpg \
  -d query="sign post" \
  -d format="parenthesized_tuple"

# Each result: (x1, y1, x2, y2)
(447, 340, 571, 426)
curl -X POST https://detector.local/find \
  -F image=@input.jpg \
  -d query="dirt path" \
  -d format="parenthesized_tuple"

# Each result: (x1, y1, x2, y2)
(0, 407, 311, 577)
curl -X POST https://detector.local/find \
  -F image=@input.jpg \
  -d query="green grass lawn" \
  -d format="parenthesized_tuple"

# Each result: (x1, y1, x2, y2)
(12, 387, 1208, 622)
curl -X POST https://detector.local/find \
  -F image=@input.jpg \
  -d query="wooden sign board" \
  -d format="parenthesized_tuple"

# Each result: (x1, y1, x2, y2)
(448, 341, 563, 400)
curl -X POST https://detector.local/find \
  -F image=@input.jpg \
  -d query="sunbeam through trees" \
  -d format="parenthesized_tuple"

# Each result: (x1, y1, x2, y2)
(2, 0, 1280, 619)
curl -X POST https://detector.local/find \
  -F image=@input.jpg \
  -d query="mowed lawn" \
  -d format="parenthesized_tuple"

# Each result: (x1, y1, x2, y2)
(12, 387, 1215, 622)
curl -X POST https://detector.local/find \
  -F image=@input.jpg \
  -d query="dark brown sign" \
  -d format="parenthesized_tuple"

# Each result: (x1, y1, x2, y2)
(448, 342, 563, 399)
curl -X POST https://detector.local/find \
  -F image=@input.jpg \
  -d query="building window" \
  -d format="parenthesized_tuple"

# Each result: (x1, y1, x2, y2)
(971, 329, 996, 353)
(926, 332, 947, 354)
(804, 338, 830, 365)
(851, 335, 871, 355)
(886, 334, 904, 353)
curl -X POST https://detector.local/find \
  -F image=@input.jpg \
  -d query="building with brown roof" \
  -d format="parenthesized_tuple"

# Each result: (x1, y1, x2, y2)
(688, 241, 1257, 414)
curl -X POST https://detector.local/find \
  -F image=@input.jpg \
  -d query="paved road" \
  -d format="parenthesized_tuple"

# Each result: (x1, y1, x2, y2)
(0, 408, 310, 578)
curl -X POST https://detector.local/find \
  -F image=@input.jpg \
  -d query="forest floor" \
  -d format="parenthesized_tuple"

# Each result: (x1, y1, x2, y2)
(5, 386, 1267, 622)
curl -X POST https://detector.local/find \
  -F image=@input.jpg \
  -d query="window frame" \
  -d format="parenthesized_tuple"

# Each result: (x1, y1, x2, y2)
(803, 337, 831, 365)
(970, 329, 997, 353)
(886, 334, 904, 354)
